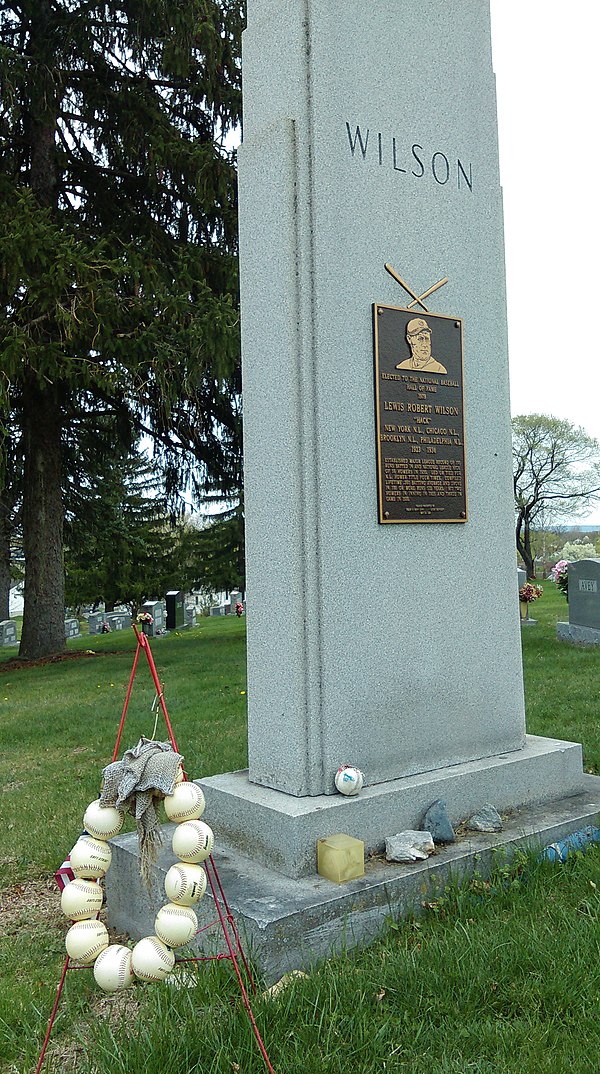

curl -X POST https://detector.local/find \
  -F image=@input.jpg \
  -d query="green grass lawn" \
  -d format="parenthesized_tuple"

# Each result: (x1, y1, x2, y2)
(0, 598, 599, 1074)
(519, 578, 600, 773)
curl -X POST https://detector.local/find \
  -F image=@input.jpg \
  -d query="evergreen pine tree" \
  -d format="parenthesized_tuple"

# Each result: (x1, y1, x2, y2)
(0, 1, 243, 658)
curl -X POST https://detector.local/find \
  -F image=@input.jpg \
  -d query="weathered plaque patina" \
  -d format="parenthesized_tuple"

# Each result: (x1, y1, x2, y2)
(373, 304, 467, 523)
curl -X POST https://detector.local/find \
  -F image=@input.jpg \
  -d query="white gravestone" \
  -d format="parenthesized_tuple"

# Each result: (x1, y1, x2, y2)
(199, 0, 584, 877)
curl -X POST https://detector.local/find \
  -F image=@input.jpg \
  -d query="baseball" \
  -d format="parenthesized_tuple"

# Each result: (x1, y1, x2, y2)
(83, 799, 124, 840)
(171, 820, 214, 863)
(164, 863, 207, 906)
(93, 943, 135, 992)
(154, 903, 198, 948)
(131, 935, 176, 982)
(334, 765, 364, 796)
(70, 836, 112, 879)
(163, 782, 205, 823)
(61, 878, 104, 921)
(65, 920, 109, 964)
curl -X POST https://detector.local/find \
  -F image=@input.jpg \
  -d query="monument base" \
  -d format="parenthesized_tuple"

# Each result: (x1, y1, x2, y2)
(557, 622, 600, 646)
(106, 775, 600, 984)
(197, 735, 584, 878)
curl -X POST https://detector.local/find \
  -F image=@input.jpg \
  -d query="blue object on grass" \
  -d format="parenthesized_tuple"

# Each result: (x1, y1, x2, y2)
(539, 825, 600, 863)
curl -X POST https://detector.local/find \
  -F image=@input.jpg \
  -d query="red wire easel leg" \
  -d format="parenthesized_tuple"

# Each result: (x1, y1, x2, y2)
(208, 854, 255, 991)
(205, 859, 275, 1074)
(34, 956, 70, 1074)
(112, 636, 143, 762)
(133, 626, 180, 754)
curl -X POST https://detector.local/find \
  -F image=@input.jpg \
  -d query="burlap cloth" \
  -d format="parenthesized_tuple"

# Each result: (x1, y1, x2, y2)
(100, 737, 183, 887)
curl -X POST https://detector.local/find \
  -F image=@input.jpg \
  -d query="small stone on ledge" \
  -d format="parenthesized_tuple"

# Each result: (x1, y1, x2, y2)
(423, 799, 456, 844)
(467, 804, 503, 832)
(385, 830, 435, 863)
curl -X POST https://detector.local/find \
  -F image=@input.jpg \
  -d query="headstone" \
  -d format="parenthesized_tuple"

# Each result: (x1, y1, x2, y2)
(230, 591, 242, 608)
(557, 559, 600, 645)
(184, 605, 196, 627)
(165, 590, 185, 630)
(64, 618, 80, 639)
(104, 612, 132, 632)
(200, 0, 585, 880)
(0, 620, 18, 647)
(140, 601, 166, 638)
(87, 612, 103, 635)
(517, 568, 526, 593)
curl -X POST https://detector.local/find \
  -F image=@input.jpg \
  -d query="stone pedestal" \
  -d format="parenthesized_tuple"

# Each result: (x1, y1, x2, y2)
(106, 776, 600, 982)
(233, 0, 585, 831)
(200, 736, 584, 877)
(106, 0, 591, 964)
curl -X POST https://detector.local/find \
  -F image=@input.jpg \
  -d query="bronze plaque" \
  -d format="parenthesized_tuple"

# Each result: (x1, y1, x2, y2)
(373, 304, 467, 524)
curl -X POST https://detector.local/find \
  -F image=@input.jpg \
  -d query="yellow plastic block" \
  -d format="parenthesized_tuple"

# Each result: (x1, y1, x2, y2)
(317, 833, 365, 884)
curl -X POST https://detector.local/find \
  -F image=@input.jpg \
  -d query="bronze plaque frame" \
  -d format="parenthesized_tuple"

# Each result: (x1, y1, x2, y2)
(373, 304, 468, 524)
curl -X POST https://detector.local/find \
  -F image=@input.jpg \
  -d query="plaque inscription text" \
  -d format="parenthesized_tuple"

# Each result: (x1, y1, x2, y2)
(373, 305, 467, 523)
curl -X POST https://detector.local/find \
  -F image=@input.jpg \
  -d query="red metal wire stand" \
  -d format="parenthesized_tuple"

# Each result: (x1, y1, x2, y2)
(35, 626, 275, 1074)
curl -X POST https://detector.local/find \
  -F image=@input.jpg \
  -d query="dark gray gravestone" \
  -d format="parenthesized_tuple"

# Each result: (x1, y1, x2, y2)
(140, 601, 166, 637)
(165, 591, 184, 630)
(568, 560, 600, 629)
(557, 559, 600, 645)
(104, 612, 132, 632)
(87, 612, 103, 635)
(0, 620, 18, 646)
(64, 618, 80, 639)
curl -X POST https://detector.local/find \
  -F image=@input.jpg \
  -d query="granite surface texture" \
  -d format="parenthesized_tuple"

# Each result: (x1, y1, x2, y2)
(198, 736, 584, 877)
(105, 776, 600, 983)
(239, 0, 527, 796)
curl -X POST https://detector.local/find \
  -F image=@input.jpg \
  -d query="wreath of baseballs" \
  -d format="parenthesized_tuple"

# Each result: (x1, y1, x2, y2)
(60, 768, 214, 992)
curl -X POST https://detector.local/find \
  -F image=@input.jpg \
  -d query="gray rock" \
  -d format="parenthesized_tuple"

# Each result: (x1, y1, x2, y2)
(423, 799, 456, 844)
(385, 831, 435, 863)
(467, 804, 503, 832)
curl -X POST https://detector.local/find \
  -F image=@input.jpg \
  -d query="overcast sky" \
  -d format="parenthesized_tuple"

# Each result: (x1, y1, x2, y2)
(490, 1, 600, 523)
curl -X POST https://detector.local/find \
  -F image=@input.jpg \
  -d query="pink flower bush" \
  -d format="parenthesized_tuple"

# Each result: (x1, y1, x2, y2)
(550, 560, 569, 599)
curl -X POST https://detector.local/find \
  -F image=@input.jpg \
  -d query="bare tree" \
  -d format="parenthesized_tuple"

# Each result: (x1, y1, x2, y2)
(513, 414, 600, 578)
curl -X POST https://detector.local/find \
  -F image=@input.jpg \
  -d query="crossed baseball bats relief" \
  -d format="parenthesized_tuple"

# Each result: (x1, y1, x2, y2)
(384, 263, 448, 312)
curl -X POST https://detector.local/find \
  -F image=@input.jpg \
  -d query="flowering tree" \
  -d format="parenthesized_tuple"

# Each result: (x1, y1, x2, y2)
(556, 539, 596, 562)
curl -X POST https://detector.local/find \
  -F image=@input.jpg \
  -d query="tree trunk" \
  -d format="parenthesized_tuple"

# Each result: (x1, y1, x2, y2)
(0, 515, 11, 621)
(516, 514, 536, 579)
(19, 377, 66, 660)
(18, 1, 65, 659)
